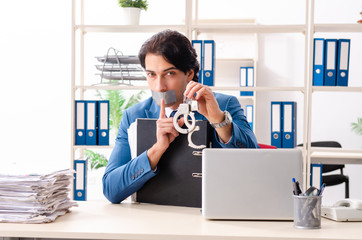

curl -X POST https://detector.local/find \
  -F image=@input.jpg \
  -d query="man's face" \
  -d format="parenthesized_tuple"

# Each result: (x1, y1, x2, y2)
(145, 53, 194, 109)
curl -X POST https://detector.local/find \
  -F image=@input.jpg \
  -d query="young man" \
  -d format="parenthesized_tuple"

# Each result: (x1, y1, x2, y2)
(103, 30, 259, 204)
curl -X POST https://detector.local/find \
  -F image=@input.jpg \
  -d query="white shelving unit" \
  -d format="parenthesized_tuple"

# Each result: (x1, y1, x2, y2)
(71, 0, 362, 194)
(307, 0, 362, 188)
(305, 0, 362, 188)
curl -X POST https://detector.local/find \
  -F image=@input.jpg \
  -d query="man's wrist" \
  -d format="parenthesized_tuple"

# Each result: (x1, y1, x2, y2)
(147, 143, 166, 170)
(210, 111, 233, 128)
(208, 110, 224, 125)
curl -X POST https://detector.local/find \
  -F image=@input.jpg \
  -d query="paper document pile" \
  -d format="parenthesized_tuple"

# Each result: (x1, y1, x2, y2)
(0, 169, 78, 223)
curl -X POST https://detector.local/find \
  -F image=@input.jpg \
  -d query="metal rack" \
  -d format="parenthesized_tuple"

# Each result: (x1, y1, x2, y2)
(95, 47, 146, 85)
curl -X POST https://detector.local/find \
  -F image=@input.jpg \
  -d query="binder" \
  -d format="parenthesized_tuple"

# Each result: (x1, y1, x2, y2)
(246, 67, 254, 96)
(240, 67, 254, 96)
(271, 102, 282, 148)
(75, 100, 86, 145)
(336, 39, 351, 87)
(245, 105, 254, 131)
(313, 38, 325, 86)
(85, 101, 98, 145)
(282, 101, 297, 148)
(74, 159, 87, 201)
(311, 163, 323, 189)
(324, 39, 338, 86)
(135, 119, 212, 208)
(239, 67, 247, 96)
(202, 40, 215, 86)
(192, 40, 203, 83)
(97, 100, 109, 145)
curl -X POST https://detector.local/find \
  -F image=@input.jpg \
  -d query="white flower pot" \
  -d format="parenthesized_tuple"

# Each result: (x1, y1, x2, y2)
(121, 7, 141, 25)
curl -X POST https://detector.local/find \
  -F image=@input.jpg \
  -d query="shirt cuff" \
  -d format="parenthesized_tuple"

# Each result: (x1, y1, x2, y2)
(218, 135, 232, 144)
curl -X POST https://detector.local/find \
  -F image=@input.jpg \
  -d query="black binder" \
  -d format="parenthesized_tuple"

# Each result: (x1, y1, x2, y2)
(135, 118, 211, 208)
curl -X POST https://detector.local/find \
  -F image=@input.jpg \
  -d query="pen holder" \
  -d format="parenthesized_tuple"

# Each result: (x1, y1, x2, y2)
(293, 195, 322, 229)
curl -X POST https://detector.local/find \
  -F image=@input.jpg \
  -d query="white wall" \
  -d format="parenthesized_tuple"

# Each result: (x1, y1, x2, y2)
(0, 1, 71, 173)
(1, 0, 361, 205)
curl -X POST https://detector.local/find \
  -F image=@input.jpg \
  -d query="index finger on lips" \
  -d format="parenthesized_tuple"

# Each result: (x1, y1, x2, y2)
(159, 98, 166, 119)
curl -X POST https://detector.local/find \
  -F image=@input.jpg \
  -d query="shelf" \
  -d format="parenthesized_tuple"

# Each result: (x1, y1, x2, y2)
(311, 148, 362, 165)
(73, 145, 114, 150)
(74, 85, 149, 90)
(74, 85, 305, 92)
(192, 24, 306, 34)
(75, 25, 187, 33)
(314, 24, 362, 33)
(211, 86, 305, 92)
(312, 86, 362, 93)
(216, 58, 254, 62)
(74, 24, 307, 34)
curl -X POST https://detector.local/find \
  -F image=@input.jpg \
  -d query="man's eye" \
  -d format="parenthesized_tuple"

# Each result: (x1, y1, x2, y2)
(166, 71, 175, 76)
(147, 72, 155, 77)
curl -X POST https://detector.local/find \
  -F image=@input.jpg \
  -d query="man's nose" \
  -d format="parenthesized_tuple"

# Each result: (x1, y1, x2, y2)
(155, 77, 167, 92)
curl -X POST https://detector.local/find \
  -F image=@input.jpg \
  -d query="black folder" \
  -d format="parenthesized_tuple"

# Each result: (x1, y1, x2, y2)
(135, 118, 211, 208)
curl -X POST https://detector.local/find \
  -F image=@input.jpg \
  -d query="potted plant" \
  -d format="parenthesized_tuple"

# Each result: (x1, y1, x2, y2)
(118, 0, 148, 25)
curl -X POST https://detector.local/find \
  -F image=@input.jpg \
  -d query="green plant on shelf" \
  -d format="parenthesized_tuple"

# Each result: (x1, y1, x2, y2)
(118, 0, 148, 10)
(86, 90, 145, 170)
(351, 117, 362, 136)
(85, 149, 108, 170)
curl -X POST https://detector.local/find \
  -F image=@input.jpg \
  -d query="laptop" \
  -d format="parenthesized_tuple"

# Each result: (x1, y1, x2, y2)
(202, 148, 303, 220)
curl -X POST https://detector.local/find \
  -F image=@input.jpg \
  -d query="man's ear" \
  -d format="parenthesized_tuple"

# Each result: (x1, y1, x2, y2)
(186, 69, 194, 82)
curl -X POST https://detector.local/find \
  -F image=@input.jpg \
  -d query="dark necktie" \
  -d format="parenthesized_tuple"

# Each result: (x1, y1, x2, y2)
(170, 110, 177, 118)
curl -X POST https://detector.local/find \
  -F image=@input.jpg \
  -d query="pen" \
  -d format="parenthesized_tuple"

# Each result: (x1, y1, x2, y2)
(304, 186, 318, 196)
(317, 183, 326, 196)
(292, 178, 302, 195)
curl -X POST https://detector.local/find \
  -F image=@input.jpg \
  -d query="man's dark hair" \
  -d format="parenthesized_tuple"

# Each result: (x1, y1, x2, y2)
(138, 29, 200, 82)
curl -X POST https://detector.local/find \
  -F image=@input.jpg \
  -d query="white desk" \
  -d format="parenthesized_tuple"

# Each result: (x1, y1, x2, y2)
(311, 148, 362, 165)
(1, 200, 362, 240)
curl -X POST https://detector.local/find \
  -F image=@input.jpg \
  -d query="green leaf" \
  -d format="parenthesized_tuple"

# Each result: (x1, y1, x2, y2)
(118, 0, 148, 10)
(84, 149, 108, 170)
(351, 118, 362, 136)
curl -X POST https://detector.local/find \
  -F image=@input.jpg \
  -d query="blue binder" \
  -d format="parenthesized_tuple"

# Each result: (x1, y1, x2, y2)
(239, 67, 248, 96)
(313, 38, 325, 86)
(85, 101, 98, 145)
(246, 67, 254, 96)
(336, 39, 351, 87)
(75, 100, 86, 145)
(271, 102, 282, 148)
(202, 40, 215, 86)
(97, 100, 109, 145)
(74, 159, 87, 201)
(192, 40, 203, 83)
(240, 67, 254, 96)
(245, 105, 254, 131)
(324, 39, 338, 86)
(311, 163, 323, 188)
(282, 102, 297, 148)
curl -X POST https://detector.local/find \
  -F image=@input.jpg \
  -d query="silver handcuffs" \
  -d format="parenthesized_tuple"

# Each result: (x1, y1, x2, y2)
(172, 98, 206, 149)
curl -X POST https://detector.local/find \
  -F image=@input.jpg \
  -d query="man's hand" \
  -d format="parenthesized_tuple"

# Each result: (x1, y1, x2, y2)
(184, 81, 232, 143)
(184, 81, 224, 124)
(155, 99, 180, 151)
(147, 99, 184, 170)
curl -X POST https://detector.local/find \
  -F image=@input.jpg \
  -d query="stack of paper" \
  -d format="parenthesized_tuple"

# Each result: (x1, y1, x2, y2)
(0, 169, 78, 223)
